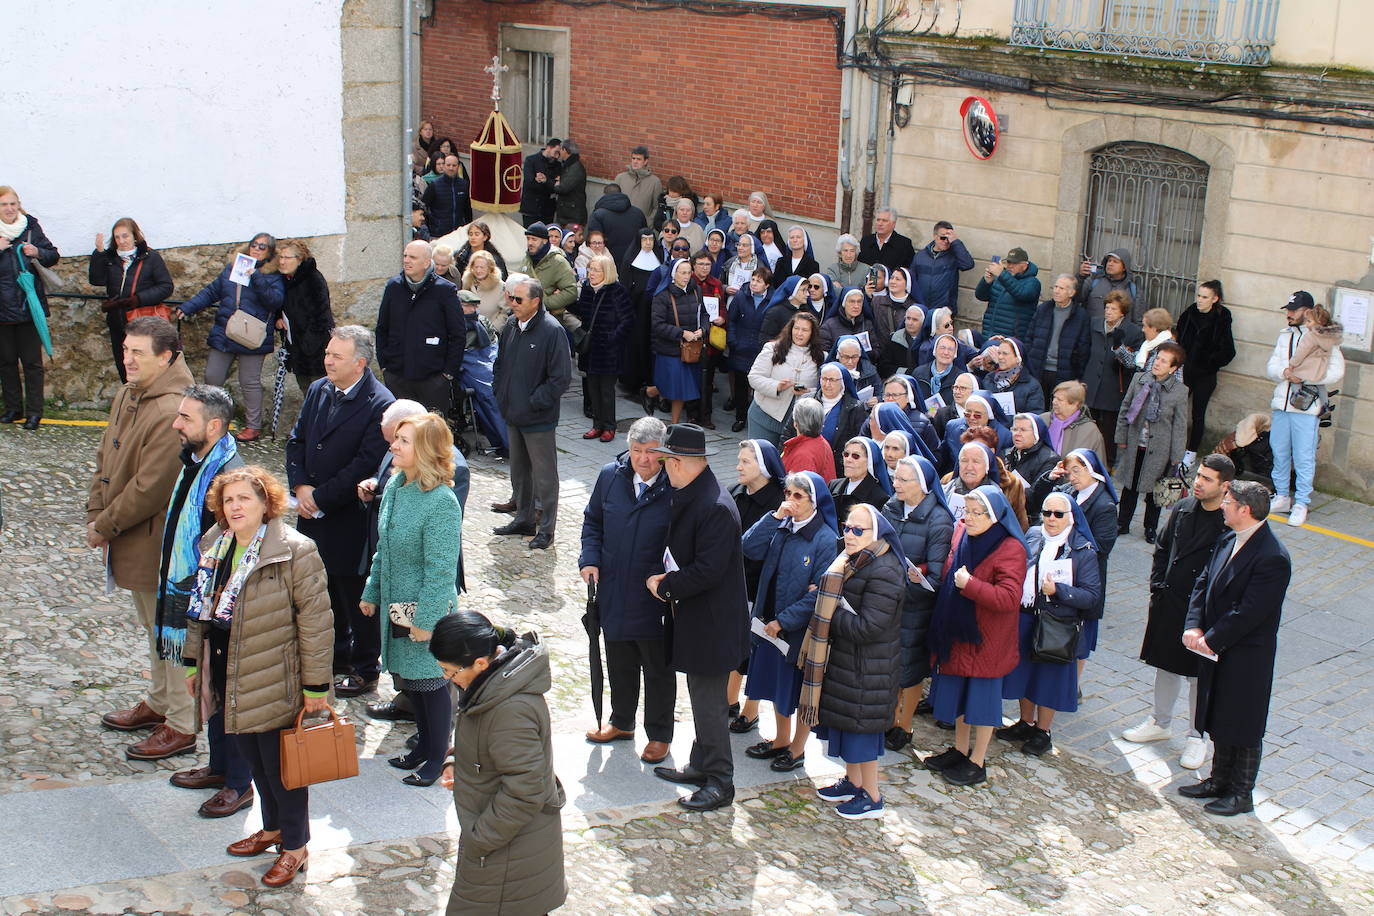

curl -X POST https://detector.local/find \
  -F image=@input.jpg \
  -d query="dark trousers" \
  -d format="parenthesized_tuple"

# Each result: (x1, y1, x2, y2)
(235, 729, 311, 848)
(1187, 372, 1218, 452)
(1118, 445, 1161, 533)
(1210, 741, 1262, 795)
(385, 371, 452, 417)
(1095, 410, 1120, 468)
(585, 373, 618, 431)
(686, 670, 733, 789)
(510, 426, 559, 537)
(106, 315, 128, 384)
(731, 369, 754, 421)
(208, 710, 253, 793)
(606, 638, 676, 742)
(328, 573, 377, 679)
(697, 349, 722, 421)
(403, 685, 453, 779)
(0, 321, 45, 415)
(295, 372, 325, 397)
(1040, 371, 1059, 407)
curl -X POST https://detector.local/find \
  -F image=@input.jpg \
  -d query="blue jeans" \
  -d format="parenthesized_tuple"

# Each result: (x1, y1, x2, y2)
(208, 710, 253, 793)
(1270, 409, 1319, 505)
(747, 401, 786, 450)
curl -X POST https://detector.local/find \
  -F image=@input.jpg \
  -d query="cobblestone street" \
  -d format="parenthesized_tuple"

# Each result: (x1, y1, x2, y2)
(2, 384, 1373, 914)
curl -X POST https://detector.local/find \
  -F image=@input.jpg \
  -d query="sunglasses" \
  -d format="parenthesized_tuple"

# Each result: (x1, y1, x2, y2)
(842, 525, 870, 536)
(809, 283, 823, 290)
(506, 294, 525, 303)
(672, 246, 691, 253)
(1042, 509, 1069, 518)
(842, 451, 865, 460)
(248, 241, 269, 250)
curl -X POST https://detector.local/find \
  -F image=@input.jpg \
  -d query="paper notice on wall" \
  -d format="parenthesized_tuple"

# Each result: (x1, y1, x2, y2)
(1338, 291, 1370, 348)
(229, 253, 256, 287)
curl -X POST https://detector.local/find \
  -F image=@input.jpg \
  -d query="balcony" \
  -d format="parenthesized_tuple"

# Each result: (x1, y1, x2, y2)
(1010, 0, 1279, 66)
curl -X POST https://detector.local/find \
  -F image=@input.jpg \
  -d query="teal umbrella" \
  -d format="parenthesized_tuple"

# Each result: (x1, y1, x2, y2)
(13, 247, 52, 355)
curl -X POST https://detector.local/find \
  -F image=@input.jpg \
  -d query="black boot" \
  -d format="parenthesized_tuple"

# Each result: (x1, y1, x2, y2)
(1206, 743, 1260, 816)
(0, 409, 20, 423)
(1181, 743, 1235, 798)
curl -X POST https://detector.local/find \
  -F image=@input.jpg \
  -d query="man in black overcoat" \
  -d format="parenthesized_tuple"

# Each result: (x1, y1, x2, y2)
(1180, 479, 1292, 816)
(646, 424, 749, 812)
(1123, 454, 1234, 770)
(286, 326, 395, 697)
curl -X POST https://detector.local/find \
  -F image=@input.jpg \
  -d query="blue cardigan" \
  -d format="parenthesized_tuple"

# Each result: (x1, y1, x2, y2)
(742, 512, 838, 663)
(1023, 526, 1101, 618)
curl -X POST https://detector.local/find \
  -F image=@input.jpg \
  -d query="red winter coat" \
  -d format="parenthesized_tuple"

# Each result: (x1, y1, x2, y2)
(782, 434, 838, 481)
(935, 524, 1026, 678)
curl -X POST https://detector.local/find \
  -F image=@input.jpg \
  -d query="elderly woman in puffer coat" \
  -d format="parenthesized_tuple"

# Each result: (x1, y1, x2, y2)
(183, 465, 333, 888)
(177, 232, 285, 442)
(433, 611, 566, 916)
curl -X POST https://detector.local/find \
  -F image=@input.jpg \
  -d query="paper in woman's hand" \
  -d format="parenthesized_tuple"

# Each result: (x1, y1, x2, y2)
(229, 253, 256, 287)
(905, 557, 934, 591)
(751, 617, 789, 654)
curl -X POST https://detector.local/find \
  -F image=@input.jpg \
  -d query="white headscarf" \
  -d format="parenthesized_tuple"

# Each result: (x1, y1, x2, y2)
(1024, 492, 1075, 605)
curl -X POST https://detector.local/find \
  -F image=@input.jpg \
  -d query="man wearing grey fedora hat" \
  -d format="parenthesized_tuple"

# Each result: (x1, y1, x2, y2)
(645, 424, 750, 811)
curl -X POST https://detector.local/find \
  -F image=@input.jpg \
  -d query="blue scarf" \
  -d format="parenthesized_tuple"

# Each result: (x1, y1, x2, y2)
(156, 434, 239, 661)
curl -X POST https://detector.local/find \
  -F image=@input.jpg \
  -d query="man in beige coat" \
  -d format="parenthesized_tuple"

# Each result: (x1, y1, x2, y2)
(88, 316, 197, 759)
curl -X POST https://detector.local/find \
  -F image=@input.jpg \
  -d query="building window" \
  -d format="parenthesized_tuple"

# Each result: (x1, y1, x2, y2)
(499, 25, 570, 148)
(1010, 0, 1279, 66)
(1082, 142, 1209, 316)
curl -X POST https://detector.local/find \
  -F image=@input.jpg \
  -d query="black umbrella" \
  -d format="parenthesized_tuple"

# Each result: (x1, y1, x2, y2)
(581, 579, 605, 729)
(268, 344, 290, 439)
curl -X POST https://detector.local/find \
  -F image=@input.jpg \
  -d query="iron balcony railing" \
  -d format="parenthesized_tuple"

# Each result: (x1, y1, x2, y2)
(1010, 0, 1279, 66)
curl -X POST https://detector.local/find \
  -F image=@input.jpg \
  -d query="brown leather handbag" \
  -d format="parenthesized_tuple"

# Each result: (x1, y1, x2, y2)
(672, 294, 703, 364)
(279, 707, 359, 790)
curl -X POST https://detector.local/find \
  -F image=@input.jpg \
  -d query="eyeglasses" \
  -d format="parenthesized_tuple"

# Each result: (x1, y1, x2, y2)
(965, 508, 990, 519)
(1042, 509, 1069, 518)
(882, 392, 902, 401)
(662, 227, 679, 234)
(784, 491, 809, 501)
(842, 525, 869, 536)
(506, 294, 525, 303)
(248, 241, 269, 250)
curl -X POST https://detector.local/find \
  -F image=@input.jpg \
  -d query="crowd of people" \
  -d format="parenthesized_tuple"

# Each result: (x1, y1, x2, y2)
(0, 156, 1327, 908)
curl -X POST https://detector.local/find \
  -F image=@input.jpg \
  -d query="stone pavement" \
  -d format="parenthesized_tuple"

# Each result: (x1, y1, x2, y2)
(1, 382, 1373, 914)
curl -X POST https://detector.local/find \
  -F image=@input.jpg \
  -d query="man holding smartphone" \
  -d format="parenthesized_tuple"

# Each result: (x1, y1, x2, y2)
(975, 246, 1040, 340)
(911, 220, 974, 316)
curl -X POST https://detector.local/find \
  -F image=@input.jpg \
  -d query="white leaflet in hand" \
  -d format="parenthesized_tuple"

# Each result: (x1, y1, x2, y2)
(839, 597, 858, 615)
(663, 547, 680, 572)
(703, 296, 720, 321)
(751, 617, 789, 654)
(990, 391, 1017, 417)
(855, 330, 871, 351)
(1187, 644, 1219, 661)
(287, 496, 325, 519)
(905, 557, 935, 591)
(924, 395, 944, 414)
(948, 490, 967, 521)
(229, 253, 256, 287)
(1010, 469, 1029, 490)
(1046, 558, 1074, 585)
(857, 386, 874, 403)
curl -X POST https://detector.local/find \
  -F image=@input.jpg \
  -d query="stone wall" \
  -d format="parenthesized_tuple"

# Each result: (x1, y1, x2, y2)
(37, 0, 404, 420)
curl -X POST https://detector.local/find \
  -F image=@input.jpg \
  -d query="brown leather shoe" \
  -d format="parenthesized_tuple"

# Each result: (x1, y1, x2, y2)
(126, 724, 196, 760)
(101, 700, 165, 732)
(199, 786, 255, 818)
(585, 725, 635, 744)
(640, 740, 671, 764)
(490, 499, 516, 513)
(170, 765, 225, 790)
(262, 850, 308, 887)
(233, 428, 262, 443)
(227, 830, 281, 858)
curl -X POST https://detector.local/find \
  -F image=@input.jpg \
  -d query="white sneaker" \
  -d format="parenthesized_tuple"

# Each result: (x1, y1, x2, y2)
(1270, 495, 1293, 514)
(1122, 719, 1172, 743)
(1180, 736, 1208, 770)
(1287, 503, 1308, 527)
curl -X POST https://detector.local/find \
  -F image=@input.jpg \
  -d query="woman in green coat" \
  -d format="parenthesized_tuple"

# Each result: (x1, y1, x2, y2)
(361, 412, 462, 786)
(434, 611, 565, 916)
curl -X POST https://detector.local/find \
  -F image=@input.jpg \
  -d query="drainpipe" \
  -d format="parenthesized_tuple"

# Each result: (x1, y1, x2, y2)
(401, 0, 415, 240)
(837, 0, 859, 234)
(882, 84, 896, 210)
(861, 0, 885, 237)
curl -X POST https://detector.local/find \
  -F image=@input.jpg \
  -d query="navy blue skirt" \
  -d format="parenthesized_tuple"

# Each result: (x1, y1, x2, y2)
(654, 354, 701, 401)
(1001, 613, 1079, 712)
(1078, 618, 1099, 660)
(930, 671, 1004, 727)
(814, 725, 884, 764)
(745, 641, 802, 717)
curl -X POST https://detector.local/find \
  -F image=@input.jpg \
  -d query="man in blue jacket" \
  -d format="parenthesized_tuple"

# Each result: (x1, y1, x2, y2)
(579, 417, 675, 764)
(492, 276, 572, 549)
(975, 246, 1041, 340)
(910, 220, 974, 316)
(286, 326, 395, 696)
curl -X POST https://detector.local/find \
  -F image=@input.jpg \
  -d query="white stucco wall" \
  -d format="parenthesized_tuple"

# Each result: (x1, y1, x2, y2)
(7, 0, 347, 253)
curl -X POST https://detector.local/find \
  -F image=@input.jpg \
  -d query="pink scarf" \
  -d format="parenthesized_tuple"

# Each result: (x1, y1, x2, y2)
(1048, 409, 1079, 453)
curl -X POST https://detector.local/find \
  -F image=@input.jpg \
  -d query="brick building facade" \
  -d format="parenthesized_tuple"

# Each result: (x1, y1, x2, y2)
(420, 0, 844, 222)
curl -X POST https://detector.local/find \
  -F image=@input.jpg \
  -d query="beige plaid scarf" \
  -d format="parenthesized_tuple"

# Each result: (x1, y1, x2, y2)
(795, 541, 888, 727)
